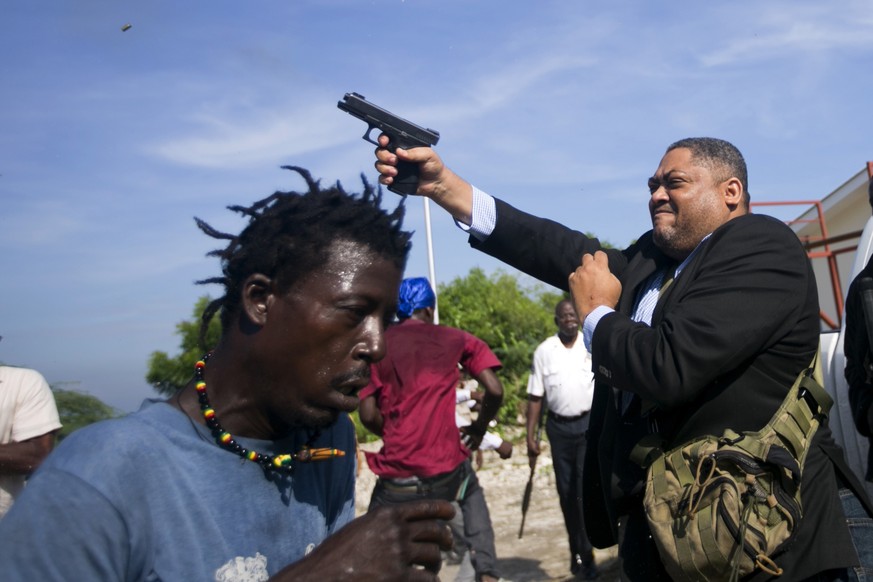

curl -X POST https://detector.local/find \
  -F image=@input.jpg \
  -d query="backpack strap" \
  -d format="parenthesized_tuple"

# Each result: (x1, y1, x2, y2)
(724, 349, 831, 469)
(632, 348, 830, 470)
(630, 433, 664, 468)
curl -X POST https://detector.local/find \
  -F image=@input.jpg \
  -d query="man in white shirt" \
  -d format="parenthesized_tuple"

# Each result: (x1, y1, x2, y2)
(526, 299, 597, 580)
(0, 365, 62, 518)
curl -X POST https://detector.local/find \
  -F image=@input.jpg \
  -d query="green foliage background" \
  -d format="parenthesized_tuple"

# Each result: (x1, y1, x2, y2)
(146, 296, 221, 396)
(437, 268, 564, 431)
(0, 367, 120, 440)
(51, 388, 120, 440)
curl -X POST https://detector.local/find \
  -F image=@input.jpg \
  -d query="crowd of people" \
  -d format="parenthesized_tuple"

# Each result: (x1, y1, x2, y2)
(0, 168, 454, 581)
(0, 135, 872, 582)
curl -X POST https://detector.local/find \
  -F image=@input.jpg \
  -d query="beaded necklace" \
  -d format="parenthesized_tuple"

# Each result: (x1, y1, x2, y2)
(193, 354, 345, 474)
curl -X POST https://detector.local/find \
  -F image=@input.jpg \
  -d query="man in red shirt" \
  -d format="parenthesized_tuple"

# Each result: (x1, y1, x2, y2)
(360, 277, 505, 582)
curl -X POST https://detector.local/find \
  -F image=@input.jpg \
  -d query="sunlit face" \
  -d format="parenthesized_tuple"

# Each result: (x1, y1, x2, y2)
(256, 239, 402, 429)
(647, 147, 731, 261)
(554, 301, 579, 339)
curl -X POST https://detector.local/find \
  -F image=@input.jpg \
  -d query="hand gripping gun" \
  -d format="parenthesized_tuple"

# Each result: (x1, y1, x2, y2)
(337, 92, 440, 196)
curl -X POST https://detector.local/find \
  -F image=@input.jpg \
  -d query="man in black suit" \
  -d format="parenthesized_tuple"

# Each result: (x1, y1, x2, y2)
(374, 136, 872, 580)
(846, 178, 873, 481)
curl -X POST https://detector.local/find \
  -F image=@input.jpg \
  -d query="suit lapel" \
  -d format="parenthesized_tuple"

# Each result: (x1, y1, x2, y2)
(619, 250, 670, 316)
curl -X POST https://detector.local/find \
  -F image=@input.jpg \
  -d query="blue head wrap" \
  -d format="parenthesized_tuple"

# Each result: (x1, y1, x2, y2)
(397, 277, 436, 319)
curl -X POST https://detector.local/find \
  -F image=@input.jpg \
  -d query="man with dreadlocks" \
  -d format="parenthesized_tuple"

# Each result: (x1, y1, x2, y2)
(0, 167, 455, 581)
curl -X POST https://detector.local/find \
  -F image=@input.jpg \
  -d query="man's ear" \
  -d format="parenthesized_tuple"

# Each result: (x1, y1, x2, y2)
(241, 274, 274, 327)
(723, 177, 744, 211)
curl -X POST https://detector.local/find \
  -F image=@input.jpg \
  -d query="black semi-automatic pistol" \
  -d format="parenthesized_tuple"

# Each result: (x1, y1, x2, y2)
(338, 92, 440, 195)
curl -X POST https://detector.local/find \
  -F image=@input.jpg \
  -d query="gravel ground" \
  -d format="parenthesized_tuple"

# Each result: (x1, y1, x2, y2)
(355, 437, 620, 582)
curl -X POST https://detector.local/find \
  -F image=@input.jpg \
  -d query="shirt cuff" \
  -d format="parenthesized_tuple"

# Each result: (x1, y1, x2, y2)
(480, 431, 503, 451)
(583, 305, 614, 351)
(454, 186, 496, 241)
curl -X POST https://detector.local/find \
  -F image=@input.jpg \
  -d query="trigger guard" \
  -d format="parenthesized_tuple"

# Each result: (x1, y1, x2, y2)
(362, 126, 381, 147)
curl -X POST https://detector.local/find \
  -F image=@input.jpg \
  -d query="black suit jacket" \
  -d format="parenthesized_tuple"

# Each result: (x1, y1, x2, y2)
(846, 254, 873, 480)
(472, 198, 869, 580)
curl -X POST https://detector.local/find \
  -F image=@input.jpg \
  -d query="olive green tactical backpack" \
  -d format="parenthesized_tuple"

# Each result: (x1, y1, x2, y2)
(634, 353, 831, 582)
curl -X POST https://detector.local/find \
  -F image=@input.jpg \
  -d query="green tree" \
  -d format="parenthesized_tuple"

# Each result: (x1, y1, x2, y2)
(146, 296, 221, 396)
(51, 387, 120, 440)
(437, 268, 564, 428)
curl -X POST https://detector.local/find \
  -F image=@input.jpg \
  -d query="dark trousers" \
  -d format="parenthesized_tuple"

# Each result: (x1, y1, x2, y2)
(546, 413, 594, 567)
(369, 459, 500, 579)
(451, 463, 500, 580)
(616, 504, 671, 581)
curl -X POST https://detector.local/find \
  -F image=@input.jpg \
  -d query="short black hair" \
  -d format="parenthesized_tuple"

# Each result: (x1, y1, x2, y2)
(667, 137, 749, 204)
(555, 298, 574, 316)
(195, 166, 412, 345)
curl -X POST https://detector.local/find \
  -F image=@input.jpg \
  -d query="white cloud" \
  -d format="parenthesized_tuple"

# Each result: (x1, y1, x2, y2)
(146, 102, 351, 169)
(469, 54, 598, 113)
(700, 4, 873, 67)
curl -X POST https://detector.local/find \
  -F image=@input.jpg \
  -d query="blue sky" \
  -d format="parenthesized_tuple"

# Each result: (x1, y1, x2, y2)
(2, 1, 872, 413)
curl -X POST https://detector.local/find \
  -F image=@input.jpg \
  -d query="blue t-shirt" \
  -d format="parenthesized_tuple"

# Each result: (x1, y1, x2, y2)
(0, 400, 356, 581)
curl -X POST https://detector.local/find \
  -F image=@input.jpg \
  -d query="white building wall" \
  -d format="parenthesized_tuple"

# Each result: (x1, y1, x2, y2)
(790, 168, 871, 329)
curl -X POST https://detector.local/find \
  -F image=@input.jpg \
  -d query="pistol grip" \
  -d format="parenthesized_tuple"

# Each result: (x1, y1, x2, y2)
(389, 159, 420, 196)
(385, 133, 423, 195)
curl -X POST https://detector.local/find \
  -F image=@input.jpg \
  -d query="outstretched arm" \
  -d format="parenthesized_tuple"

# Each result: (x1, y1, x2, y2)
(374, 134, 474, 225)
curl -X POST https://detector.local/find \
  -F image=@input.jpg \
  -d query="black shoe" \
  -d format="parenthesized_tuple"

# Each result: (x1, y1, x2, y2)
(577, 563, 599, 580)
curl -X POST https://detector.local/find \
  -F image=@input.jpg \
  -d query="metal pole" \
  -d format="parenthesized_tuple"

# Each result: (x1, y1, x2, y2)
(423, 197, 439, 324)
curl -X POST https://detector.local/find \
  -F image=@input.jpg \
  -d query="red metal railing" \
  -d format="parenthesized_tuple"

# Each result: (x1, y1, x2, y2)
(753, 164, 872, 329)
(751, 200, 847, 329)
